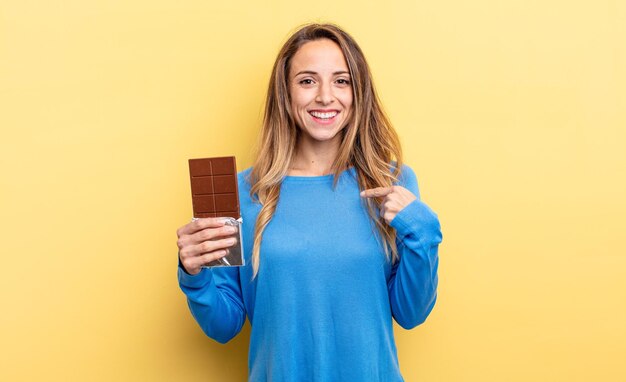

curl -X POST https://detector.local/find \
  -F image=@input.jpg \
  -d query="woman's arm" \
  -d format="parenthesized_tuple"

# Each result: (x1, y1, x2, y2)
(361, 165, 442, 329)
(387, 195, 442, 329)
(176, 218, 246, 343)
(178, 265, 246, 344)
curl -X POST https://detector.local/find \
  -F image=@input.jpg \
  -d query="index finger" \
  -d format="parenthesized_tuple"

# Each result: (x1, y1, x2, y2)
(360, 187, 393, 198)
(177, 217, 228, 236)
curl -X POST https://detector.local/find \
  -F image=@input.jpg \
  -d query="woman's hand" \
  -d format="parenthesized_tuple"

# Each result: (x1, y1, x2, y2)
(360, 186, 417, 224)
(176, 218, 238, 275)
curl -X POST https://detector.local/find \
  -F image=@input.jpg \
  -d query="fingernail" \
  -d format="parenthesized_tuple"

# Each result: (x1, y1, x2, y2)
(228, 238, 237, 245)
(221, 217, 235, 224)
(360, 191, 365, 196)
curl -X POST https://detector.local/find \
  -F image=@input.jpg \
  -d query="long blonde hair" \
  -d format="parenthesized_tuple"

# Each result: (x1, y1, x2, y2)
(248, 23, 403, 277)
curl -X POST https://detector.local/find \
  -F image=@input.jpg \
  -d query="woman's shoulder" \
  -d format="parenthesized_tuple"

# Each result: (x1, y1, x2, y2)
(389, 161, 416, 181)
(237, 167, 254, 190)
(392, 162, 421, 198)
(238, 166, 253, 178)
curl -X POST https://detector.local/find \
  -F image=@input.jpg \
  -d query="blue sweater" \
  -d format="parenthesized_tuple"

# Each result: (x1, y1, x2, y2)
(178, 165, 442, 381)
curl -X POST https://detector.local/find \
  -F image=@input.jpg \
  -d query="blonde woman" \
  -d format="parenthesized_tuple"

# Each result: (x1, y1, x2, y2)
(176, 23, 442, 381)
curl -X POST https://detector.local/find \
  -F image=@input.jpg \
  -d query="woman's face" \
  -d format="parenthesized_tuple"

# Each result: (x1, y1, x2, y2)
(289, 38, 353, 147)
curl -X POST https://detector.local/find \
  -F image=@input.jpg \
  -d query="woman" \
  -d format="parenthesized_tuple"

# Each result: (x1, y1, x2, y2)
(176, 23, 442, 381)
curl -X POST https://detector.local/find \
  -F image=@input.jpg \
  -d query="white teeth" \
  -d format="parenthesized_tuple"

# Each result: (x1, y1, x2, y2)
(310, 111, 338, 119)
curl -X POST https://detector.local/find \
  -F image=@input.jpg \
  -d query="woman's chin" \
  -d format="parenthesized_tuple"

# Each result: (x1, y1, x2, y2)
(302, 131, 342, 145)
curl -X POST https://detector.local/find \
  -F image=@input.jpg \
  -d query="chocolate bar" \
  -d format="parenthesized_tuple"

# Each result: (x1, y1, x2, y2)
(188, 156, 244, 267)
(188, 156, 240, 219)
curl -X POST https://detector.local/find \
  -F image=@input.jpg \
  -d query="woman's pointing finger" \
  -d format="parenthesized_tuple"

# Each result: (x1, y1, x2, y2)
(360, 187, 393, 198)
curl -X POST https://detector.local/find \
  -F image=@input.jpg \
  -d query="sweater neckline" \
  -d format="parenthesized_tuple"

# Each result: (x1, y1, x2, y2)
(282, 167, 355, 183)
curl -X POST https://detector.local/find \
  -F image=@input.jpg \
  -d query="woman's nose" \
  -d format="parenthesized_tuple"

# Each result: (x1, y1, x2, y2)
(315, 82, 334, 105)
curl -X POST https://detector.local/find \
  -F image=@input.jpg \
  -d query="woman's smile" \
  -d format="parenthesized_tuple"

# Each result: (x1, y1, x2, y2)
(308, 109, 340, 125)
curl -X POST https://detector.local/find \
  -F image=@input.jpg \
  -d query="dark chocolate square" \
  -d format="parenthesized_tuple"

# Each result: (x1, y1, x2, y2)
(213, 175, 236, 193)
(190, 177, 214, 194)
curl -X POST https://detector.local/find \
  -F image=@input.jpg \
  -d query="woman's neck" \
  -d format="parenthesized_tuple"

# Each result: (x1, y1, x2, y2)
(288, 137, 341, 176)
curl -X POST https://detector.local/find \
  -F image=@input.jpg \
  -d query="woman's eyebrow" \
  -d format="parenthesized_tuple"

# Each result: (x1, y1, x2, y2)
(294, 70, 350, 76)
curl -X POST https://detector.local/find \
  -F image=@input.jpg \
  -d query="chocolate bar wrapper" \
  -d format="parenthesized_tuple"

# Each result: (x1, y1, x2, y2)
(191, 217, 245, 267)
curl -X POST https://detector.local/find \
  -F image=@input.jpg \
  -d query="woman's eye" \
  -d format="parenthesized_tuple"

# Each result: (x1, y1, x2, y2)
(299, 79, 314, 85)
(336, 78, 351, 85)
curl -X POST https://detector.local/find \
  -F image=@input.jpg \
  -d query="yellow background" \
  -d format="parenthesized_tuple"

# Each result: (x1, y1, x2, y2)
(1, 0, 625, 380)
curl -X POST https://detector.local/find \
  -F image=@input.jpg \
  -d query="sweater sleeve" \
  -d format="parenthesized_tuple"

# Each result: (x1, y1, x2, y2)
(387, 165, 443, 329)
(178, 263, 246, 344)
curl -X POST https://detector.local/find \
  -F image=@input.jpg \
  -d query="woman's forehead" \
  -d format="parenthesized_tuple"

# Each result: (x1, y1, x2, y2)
(290, 39, 349, 75)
